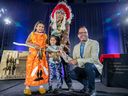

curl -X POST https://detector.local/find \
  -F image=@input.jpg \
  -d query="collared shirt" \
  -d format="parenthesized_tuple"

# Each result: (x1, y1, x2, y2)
(79, 39, 89, 58)
(80, 42, 85, 58)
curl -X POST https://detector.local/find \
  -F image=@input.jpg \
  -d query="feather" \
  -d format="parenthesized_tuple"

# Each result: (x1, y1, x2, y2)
(31, 66, 38, 77)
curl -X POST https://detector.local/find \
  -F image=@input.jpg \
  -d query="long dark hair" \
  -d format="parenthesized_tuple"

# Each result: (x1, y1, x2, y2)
(33, 20, 45, 32)
(49, 35, 60, 46)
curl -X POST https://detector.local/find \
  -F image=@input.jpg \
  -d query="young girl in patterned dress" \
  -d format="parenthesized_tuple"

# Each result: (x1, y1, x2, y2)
(24, 21, 49, 95)
(46, 36, 63, 93)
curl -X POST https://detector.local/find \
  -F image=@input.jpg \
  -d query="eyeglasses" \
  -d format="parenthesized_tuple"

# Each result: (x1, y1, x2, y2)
(78, 32, 86, 34)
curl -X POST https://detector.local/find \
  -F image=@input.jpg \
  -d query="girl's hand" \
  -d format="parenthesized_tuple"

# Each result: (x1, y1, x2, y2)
(59, 46, 63, 53)
(34, 45, 40, 50)
(45, 44, 49, 48)
(36, 46, 40, 50)
(69, 59, 77, 65)
(57, 52, 61, 56)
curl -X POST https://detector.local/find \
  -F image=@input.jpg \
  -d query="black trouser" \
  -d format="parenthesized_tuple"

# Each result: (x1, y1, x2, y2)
(61, 58, 72, 88)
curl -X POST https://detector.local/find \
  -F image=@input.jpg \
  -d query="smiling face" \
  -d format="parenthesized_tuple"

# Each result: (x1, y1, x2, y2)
(56, 10, 65, 22)
(35, 23, 45, 33)
(78, 27, 88, 42)
(50, 37, 57, 46)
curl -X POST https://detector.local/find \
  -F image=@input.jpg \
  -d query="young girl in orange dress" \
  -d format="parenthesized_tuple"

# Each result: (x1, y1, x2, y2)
(24, 21, 49, 95)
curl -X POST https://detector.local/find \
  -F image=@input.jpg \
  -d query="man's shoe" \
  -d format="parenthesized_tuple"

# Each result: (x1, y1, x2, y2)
(53, 88, 63, 94)
(47, 86, 54, 93)
(79, 87, 90, 95)
(89, 89, 96, 96)
(24, 88, 32, 95)
(53, 89, 59, 94)
(68, 86, 74, 92)
(47, 89, 54, 93)
(39, 88, 46, 94)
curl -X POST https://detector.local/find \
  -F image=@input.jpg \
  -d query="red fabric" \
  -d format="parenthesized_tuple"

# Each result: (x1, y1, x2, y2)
(100, 54, 120, 63)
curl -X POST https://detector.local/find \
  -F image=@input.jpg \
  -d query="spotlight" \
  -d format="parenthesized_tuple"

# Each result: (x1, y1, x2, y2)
(0, 8, 7, 14)
(126, 7, 128, 11)
(0, 13, 2, 17)
(124, 18, 128, 24)
(4, 17, 12, 25)
(1, 8, 5, 13)
(116, 12, 121, 16)
(126, 18, 128, 22)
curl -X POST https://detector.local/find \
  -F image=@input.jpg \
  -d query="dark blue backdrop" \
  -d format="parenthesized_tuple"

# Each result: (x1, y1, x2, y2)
(0, 1, 126, 56)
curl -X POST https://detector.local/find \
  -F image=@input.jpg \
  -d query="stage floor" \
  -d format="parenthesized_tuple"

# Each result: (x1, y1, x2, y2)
(0, 80, 128, 96)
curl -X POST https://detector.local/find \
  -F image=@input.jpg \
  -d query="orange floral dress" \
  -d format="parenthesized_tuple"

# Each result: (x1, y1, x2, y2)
(25, 32, 49, 86)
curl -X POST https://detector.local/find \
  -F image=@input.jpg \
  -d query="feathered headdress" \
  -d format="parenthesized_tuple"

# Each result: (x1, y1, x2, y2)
(50, 1, 73, 30)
